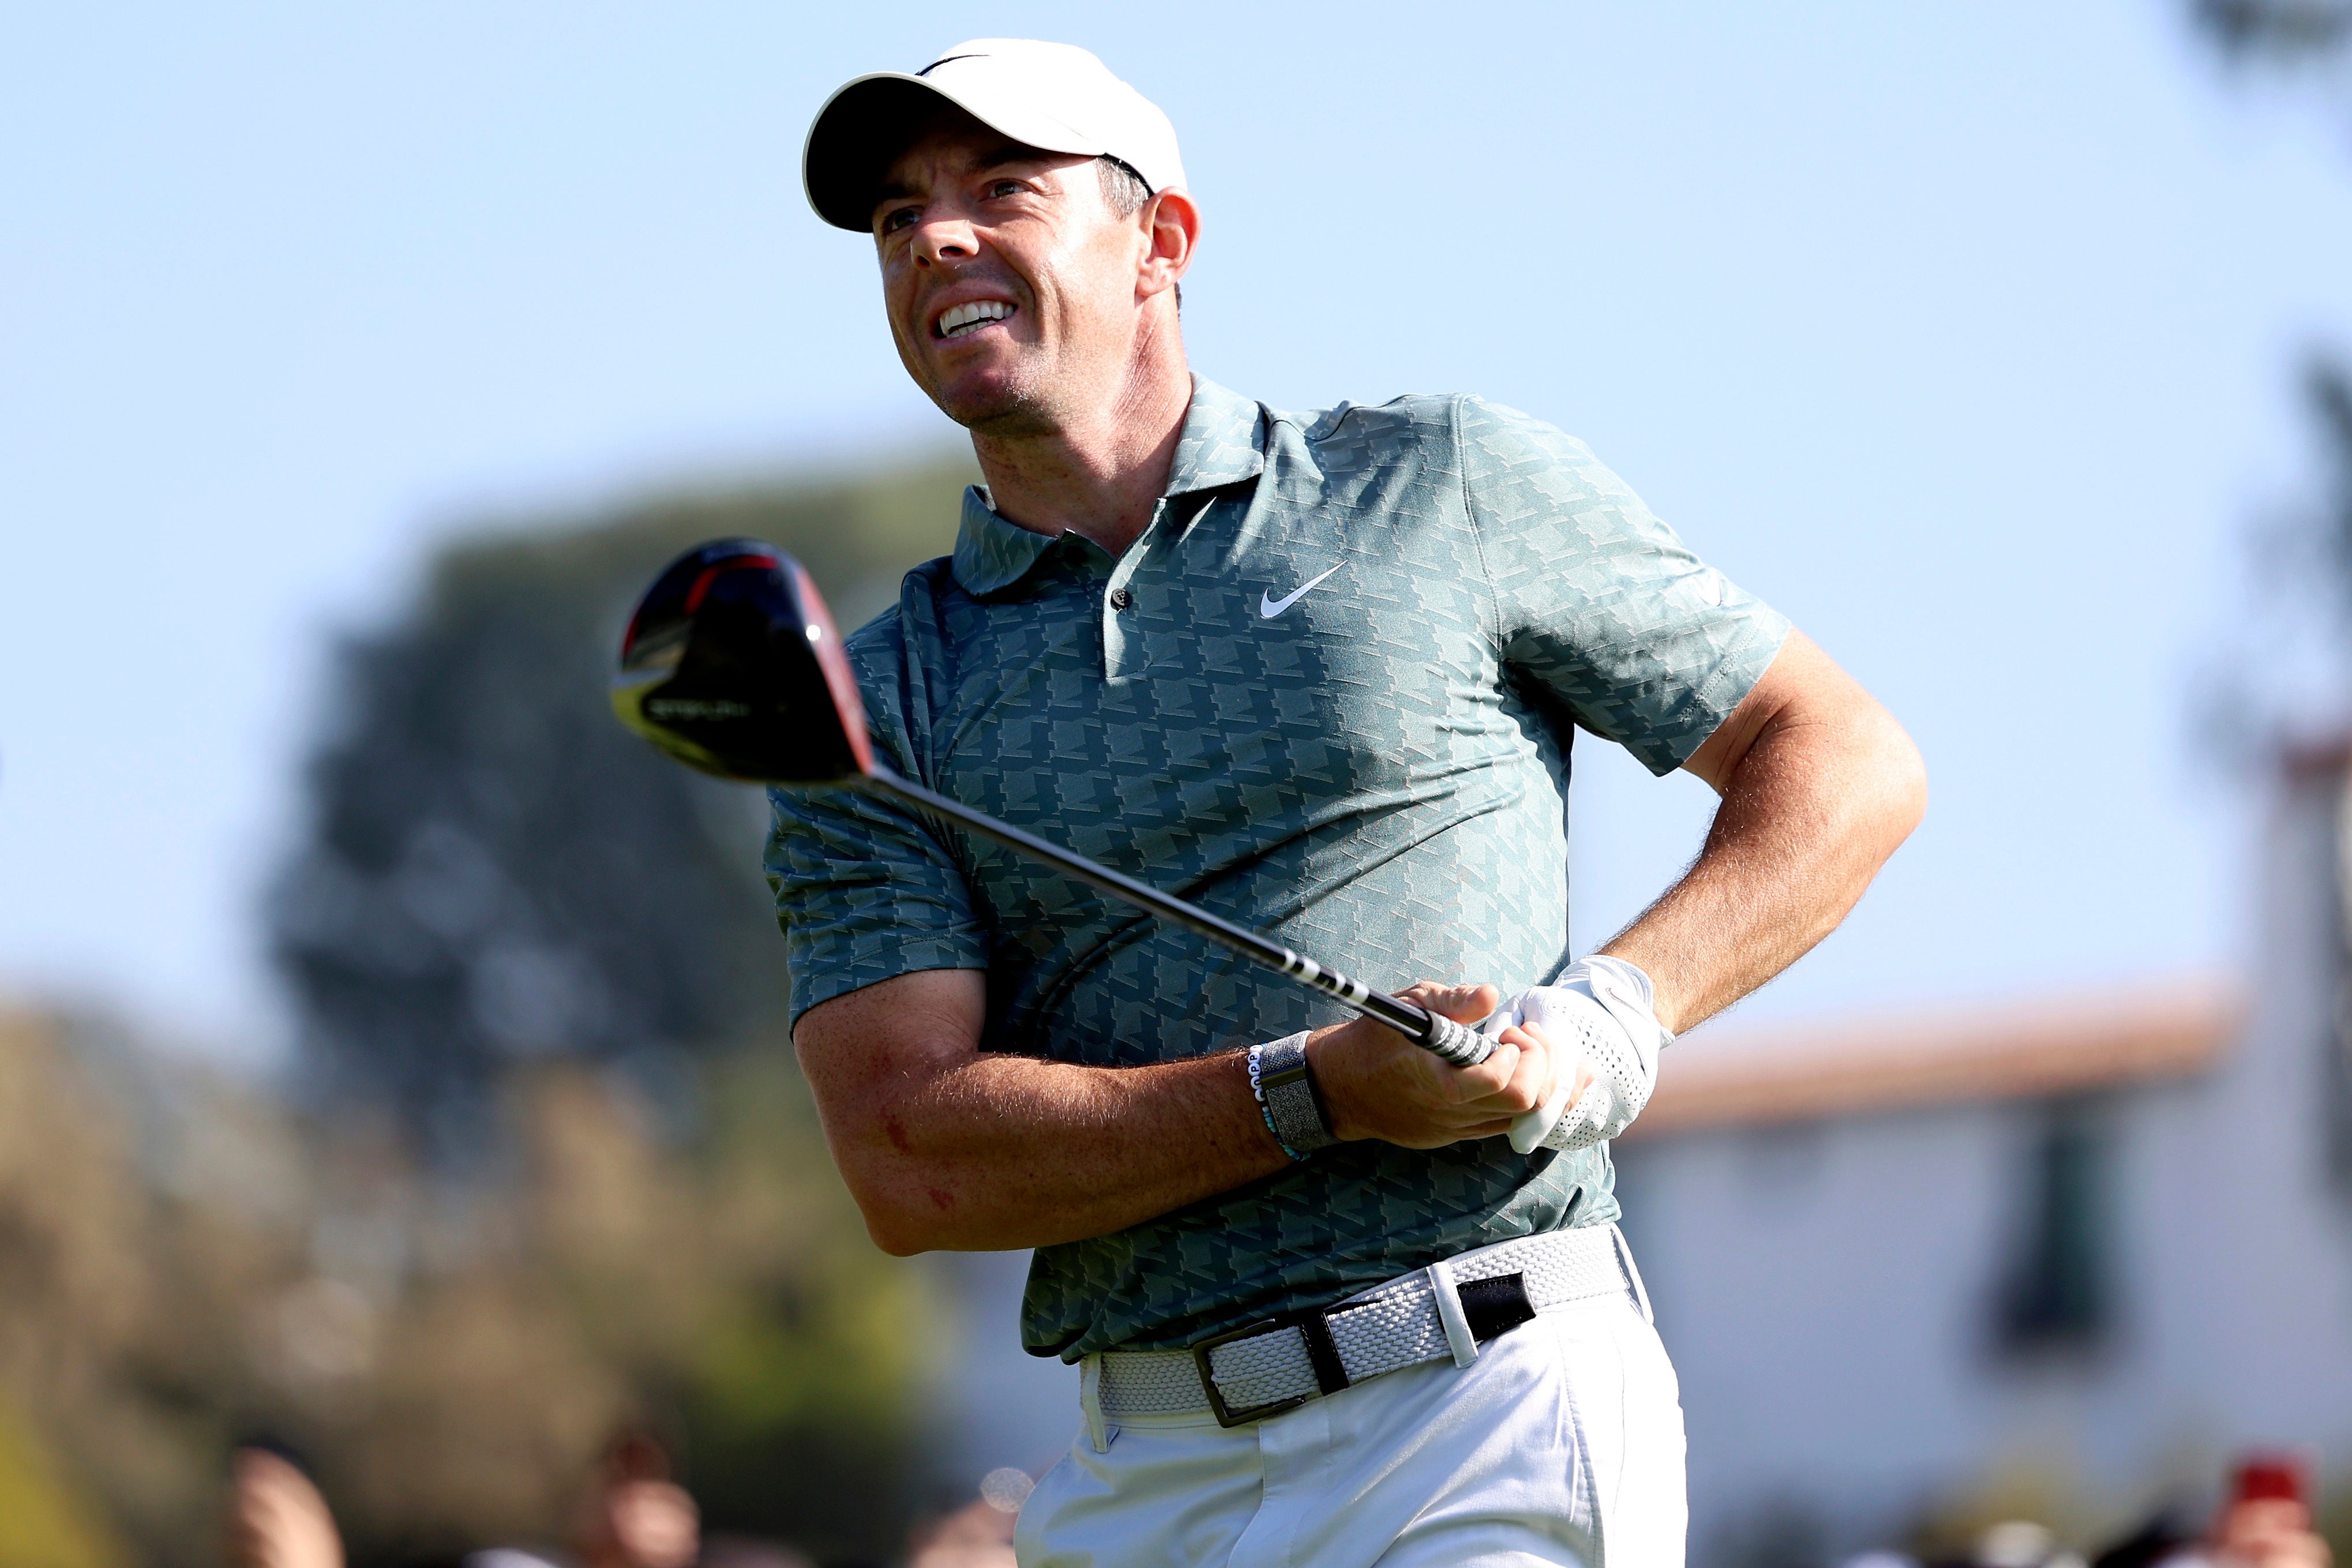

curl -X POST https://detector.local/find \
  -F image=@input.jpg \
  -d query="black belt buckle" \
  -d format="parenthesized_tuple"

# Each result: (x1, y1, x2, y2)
(1190, 1303, 1355, 1429)
(1190, 1317, 1310, 1428)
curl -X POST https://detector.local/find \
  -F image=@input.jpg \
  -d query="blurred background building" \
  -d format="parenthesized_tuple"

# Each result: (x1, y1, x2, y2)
(7, 2, 2352, 1565)
(1618, 737, 2352, 1563)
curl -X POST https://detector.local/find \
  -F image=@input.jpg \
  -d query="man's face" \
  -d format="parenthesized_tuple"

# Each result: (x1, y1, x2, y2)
(871, 112, 1153, 436)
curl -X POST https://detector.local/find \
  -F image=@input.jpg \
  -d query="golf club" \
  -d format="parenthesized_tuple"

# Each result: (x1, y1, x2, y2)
(612, 539, 1570, 1139)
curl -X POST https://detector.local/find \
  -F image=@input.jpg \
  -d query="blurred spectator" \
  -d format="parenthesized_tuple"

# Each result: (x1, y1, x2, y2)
(2210, 1458, 2331, 1568)
(903, 1468, 1033, 1568)
(227, 1446, 343, 1568)
(2093, 1457, 2332, 1568)
(2166, 1457, 2334, 1568)
(576, 1432, 699, 1568)
(224, 1426, 819, 1568)
(1975, 1520, 2087, 1568)
(1911, 1517, 2085, 1568)
(903, 1501, 1014, 1568)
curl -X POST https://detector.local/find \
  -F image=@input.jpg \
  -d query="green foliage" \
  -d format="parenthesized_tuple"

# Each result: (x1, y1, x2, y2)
(665, 1044, 940, 1558)
(0, 1009, 306, 1568)
(0, 1390, 125, 1568)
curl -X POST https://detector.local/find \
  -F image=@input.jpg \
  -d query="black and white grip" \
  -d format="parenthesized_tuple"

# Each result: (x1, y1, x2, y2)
(1419, 1011, 1495, 1067)
(1279, 945, 1492, 1068)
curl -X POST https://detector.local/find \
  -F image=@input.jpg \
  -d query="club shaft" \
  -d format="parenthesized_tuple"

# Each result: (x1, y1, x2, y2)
(864, 766, 1488, 1064)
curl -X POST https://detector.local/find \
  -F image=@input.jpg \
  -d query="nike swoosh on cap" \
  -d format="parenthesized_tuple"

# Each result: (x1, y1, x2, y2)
(1259, 565, 1342, 620)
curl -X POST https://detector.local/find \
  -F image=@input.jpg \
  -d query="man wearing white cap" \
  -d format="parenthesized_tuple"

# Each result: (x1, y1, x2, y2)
(775, 39, 1925, 1567)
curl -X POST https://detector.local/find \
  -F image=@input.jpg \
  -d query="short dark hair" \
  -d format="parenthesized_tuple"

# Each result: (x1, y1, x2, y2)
(1095, 156, 1179, 309)
(1096, 155, 1151, 217)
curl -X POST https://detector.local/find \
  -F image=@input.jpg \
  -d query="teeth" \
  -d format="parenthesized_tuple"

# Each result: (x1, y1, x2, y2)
(938, 300, 1014, 337)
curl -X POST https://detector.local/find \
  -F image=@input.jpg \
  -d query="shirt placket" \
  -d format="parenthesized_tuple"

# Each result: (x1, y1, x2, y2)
(1101, 497, 1173, 682)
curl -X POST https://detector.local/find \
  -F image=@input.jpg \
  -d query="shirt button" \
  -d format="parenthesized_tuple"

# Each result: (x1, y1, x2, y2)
(1109, 587, 1134, 611)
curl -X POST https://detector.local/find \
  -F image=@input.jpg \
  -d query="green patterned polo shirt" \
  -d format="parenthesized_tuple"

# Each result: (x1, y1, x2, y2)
(766, 377, 1788, 1360)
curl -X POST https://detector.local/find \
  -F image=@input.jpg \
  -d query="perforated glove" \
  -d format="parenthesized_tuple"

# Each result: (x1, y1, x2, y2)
(1487, 956, 1668, 1154)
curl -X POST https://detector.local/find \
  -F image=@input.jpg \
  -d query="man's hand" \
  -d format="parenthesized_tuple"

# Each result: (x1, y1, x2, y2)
(1306, 982, 1590, 1149)
(1500, 957, 1667, 1153)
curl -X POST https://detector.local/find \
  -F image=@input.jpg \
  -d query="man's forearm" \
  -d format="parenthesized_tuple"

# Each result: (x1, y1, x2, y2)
(1604, 633, 1926, 1036)
(846, 1051, 1287, 1255)
(796, 970, 1290, 1254)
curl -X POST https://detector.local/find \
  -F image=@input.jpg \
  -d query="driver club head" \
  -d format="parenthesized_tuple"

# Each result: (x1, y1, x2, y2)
(612, 539, 875, 786)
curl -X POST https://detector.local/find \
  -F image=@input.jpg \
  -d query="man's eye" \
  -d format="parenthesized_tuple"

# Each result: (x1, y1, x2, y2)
(988, 180, 1024, 198)
(880, 208, 918, 234)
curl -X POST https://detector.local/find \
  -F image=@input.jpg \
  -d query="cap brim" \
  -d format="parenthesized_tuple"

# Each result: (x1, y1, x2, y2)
(801, 70, 1106, 232)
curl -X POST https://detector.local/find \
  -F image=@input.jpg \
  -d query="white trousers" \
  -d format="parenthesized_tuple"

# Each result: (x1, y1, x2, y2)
(1014, 1288, 1686, 1568)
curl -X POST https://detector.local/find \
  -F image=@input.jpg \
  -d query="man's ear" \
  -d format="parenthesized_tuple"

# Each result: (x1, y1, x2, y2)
(1138, 187, 1199, 302)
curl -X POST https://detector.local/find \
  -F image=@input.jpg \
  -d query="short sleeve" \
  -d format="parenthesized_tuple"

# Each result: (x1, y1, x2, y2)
(766, 779, 990, 1031)
(1456, 397, 1791, 775)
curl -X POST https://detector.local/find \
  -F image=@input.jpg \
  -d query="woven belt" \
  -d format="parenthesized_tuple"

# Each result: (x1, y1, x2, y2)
(1092, 1225, 1645, 1428)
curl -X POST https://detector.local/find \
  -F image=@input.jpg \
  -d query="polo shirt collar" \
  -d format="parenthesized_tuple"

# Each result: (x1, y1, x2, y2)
(950, 376, 1266, 597)
(950, 486, 1059, 597)
(1162, 375, 1267, 497)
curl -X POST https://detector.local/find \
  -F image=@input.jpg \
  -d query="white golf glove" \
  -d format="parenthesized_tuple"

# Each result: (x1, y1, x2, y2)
(1482, 956, 1668, 1154)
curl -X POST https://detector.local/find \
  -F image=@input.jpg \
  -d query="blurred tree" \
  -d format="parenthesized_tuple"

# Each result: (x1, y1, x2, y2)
(2194, 0, 2352, 62)
(2301, 359, 2352, 610)
(2190, 2, 2352, 737)
(271, 454, 971, 1146)
(0, 1006, 312, 1568)
(0, 1405, 121, 1568)
(305, 1051, 937, 1565)
(0, 994, 948, 1566)
(260, 448, 976, 1561)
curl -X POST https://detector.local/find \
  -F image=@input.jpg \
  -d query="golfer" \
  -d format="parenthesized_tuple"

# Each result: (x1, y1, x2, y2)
(777, 39, 1924, 1567)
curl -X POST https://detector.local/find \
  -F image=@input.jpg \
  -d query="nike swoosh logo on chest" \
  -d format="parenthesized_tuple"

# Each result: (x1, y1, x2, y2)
(1259, 565, 1342, 620)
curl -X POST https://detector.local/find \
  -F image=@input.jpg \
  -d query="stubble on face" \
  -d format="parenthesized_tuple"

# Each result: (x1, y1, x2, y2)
(872, 115, 1147, 441)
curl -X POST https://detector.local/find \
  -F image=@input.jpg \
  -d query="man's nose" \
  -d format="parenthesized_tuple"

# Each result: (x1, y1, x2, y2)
(911, 213, 979, 267)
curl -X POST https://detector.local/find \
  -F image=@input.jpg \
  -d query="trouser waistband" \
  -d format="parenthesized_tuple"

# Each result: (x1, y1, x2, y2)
(1083, 1224, 1649, 1437)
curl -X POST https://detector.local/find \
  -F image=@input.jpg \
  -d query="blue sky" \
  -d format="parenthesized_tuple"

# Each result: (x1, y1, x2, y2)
(6, 1, 2349, 1060)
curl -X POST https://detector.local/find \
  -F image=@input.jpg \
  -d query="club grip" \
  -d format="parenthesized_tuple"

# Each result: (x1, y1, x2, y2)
(1419, 1011, 1493, 1067)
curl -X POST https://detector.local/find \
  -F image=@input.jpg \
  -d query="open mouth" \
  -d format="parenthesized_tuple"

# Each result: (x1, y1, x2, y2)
(934, 300, 1015, 340)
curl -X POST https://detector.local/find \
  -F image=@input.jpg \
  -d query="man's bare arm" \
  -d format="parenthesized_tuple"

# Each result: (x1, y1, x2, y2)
(1602, 629, 1926, 1035)
(793, 972, 1555, 1255)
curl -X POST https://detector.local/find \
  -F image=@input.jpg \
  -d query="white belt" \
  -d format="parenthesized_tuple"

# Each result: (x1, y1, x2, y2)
(1087, 1225, 1650, 1431)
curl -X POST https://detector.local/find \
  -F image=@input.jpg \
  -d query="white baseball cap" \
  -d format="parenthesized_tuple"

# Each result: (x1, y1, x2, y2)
(802, 39, 1187, 232)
